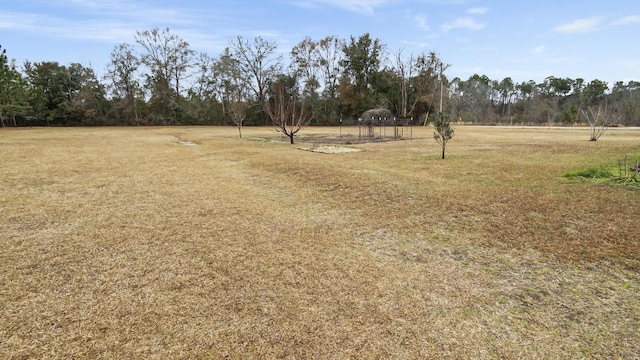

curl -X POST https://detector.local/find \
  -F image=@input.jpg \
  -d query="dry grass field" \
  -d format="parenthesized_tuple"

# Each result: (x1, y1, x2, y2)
(1, 125, 639, 359)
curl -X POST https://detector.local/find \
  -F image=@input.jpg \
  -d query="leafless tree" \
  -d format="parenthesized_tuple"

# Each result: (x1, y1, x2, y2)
(393, 48, 413, 119)
(189, 52, 220, 125)
(581, 104, 621, 141)
(229, 36, 281, 123)
(135, 27, 195, 96)
(264, 76, 312, 144)
(316, 36, 344, 100)
(290, 36, 344, 122)
(290, 37, 320, 96)
(408, 51, 447, 121)
(213, 48, 251, 137)
(105, 43, 140, 99)
(391, 49, 448, 120)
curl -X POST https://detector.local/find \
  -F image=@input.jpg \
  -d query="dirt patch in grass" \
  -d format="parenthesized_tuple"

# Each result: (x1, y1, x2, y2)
(299, 145, 362, 153)
(1, 126, 639, 358)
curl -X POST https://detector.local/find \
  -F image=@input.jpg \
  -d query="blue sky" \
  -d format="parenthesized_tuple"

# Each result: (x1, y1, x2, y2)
(2, 0, 639, 85)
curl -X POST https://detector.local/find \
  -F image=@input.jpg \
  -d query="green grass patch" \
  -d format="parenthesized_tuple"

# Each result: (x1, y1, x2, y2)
(564, 166, 614, 180)
(564, 156, 640, 188)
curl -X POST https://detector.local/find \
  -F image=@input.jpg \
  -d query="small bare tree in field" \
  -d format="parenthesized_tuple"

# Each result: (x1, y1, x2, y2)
(211, 48, 250, 138)
(264, 76, 312, 144)
(581, 104, 621, 141)
(227, 97, 248, 138)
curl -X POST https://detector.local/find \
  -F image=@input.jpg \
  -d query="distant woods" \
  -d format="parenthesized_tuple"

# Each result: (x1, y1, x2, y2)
(1, 30, 639, 127)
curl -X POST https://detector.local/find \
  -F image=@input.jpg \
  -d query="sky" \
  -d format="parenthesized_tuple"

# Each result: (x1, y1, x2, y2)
(2, 0, 640, 85)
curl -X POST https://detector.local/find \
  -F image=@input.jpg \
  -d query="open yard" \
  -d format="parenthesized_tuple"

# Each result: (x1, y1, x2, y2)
(1, 125, 639, 359)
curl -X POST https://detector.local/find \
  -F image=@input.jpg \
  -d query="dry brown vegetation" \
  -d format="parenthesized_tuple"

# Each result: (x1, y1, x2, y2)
(1, 125, 639, 359)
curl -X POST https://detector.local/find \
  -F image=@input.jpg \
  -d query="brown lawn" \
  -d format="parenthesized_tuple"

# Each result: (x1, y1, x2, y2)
(1, 125, 639, 359)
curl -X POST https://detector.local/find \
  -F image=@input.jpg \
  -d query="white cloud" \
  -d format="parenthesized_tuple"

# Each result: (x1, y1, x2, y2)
(442, 16, 485, 32)
(467, 7, 488, 15)
(413, 14, 429, 31)
(0, 8, 206, 47)
(613, 15, 640, 25)
(0, 12, 39, 30)
(533, 46, 545, 54)
(306, 0, 389, 15)
(553, 17, 601, 33)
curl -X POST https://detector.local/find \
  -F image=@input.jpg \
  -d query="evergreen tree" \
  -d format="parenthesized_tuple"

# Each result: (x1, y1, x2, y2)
(0, 45, 30, 126)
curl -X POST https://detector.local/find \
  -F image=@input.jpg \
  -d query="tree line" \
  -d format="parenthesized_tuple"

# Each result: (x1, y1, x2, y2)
(449, 74, 640, 126)
(1, 28, 639, 128)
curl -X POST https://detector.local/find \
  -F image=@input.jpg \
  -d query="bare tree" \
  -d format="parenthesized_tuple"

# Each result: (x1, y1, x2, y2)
(135, 27, 195, 95)
(214, 49, 251, 138)
(393, 48, 413, 119)
(264, 75, 312, 144)
(290, 37, 320, 96)
(581, 104, 620, 141)
(227, 89, 249, 138)
(409, 51, 447, 120)
(391, 49, 448, 119)
(189, 52, 219, 124)
(135, 28, 195, 124)
(289, 35, 344, 123)
(611, 81, 640, 126)
(229, 36, 281, 124)
(316, 36, 344, 100)
(105, 43, 142, 124)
